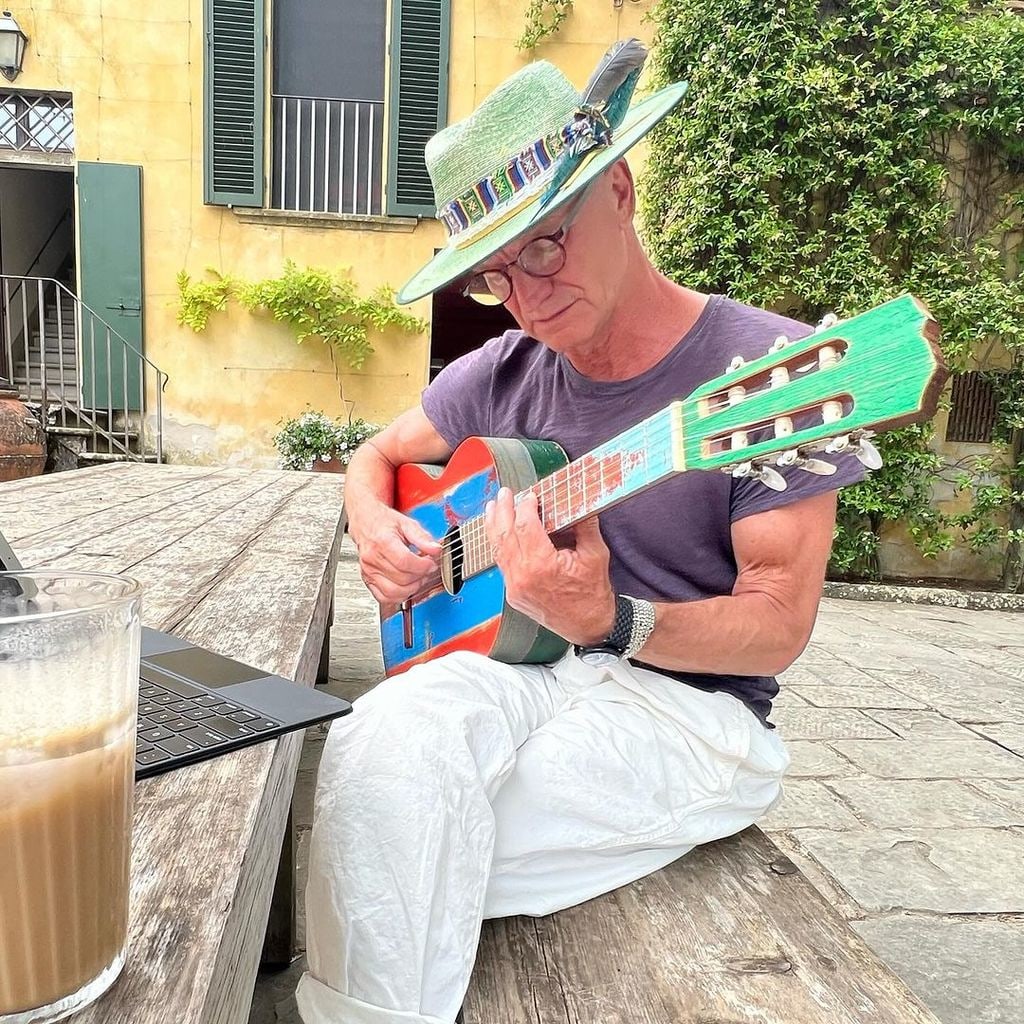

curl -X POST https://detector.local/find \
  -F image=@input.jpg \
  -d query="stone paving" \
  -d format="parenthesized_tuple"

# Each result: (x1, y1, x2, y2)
(251, 538, 1024, 1024)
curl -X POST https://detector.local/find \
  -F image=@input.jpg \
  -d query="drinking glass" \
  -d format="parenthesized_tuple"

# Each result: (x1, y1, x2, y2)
(0, 571, 141, 1024)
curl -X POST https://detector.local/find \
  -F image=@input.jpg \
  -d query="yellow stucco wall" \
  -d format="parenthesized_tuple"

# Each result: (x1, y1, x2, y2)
(13, 0, 662, 466)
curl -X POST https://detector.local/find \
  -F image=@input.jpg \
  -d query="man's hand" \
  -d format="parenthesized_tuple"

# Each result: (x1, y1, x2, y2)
(351, 506, 442, 606)
(484, 487, 616, 644)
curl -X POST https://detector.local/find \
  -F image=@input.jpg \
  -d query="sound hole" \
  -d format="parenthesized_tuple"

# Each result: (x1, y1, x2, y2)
(440, 526, 465, 595)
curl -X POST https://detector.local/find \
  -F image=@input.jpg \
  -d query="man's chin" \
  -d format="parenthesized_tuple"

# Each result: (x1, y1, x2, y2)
(529, 308, 588, 347)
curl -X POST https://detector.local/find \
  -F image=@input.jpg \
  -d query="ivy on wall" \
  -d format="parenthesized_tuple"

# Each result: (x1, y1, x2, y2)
(517, 0, 574, 50)
(176, 262, 425, 370)
(642, 0, 1024, 587)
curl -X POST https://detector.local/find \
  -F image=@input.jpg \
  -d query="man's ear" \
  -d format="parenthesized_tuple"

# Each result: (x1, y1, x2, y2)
(608, 159, 636, 221)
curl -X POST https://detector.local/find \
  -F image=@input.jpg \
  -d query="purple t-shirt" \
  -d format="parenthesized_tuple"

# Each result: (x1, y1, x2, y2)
(421, 295, 864, 723)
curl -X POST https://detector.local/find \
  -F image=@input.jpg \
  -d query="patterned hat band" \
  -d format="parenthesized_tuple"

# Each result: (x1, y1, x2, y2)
(439, 105, 613, 248)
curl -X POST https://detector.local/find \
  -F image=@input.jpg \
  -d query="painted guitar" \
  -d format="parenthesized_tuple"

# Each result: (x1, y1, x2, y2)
(381, 294, 946, 676)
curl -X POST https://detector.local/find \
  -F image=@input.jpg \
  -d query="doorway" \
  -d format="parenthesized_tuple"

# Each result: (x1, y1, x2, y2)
(0, 165, 75, 387)
(429, 278, 517, 380)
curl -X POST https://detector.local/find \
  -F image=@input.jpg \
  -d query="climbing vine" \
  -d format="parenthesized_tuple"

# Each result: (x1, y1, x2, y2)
(643, 0, 1024, 586)
(517, 0, 573, 50)
(176, 261, 425, 370)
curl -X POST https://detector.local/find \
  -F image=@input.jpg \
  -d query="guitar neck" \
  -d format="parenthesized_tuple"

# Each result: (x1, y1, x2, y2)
(459, 405, 684, 579)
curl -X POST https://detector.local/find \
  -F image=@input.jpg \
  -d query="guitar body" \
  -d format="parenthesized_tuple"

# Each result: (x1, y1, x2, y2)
(382, 435, 571, 677)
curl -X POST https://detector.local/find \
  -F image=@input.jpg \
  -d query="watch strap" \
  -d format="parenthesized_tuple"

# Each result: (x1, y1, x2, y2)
(621, 596, 656, 660)
(574, 594, 633, 660)
(575, 594, 655, 662)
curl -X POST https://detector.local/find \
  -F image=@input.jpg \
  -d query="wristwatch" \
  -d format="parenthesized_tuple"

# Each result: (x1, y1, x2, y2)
(574, 595, 656, 667)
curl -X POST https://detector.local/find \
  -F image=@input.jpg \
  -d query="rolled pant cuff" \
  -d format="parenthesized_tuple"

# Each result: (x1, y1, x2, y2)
(295, 972, 452, 1024)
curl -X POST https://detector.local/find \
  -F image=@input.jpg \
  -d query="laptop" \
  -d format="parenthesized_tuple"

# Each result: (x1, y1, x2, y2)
(0, 528, 353, 779)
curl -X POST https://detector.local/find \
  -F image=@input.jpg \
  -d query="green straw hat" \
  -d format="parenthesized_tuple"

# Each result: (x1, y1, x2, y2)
(396, 39, 688, 304)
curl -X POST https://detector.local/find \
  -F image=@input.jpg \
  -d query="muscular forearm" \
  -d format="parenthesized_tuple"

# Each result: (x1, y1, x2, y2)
(636, 589, 818, 678)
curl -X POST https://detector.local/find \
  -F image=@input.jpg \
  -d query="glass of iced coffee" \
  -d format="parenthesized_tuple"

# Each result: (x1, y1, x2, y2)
(0, 571, 141, 1024)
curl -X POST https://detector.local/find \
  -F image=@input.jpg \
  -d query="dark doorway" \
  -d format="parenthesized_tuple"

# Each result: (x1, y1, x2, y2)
(429, 279, 517, 380)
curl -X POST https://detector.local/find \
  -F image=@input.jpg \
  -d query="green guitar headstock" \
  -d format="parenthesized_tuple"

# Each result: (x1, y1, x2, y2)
(673, 294, 948, 489)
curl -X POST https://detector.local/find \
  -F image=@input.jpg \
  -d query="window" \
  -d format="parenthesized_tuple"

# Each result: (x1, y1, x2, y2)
(272, 0, 385, 215)
(203, 0, 450, 216)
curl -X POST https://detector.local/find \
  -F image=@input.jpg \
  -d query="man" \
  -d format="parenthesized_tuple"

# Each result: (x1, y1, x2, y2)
(297, 43, 862, 1024)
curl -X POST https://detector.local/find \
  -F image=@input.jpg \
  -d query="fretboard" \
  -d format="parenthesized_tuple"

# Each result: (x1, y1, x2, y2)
(458, 404, 683, 580)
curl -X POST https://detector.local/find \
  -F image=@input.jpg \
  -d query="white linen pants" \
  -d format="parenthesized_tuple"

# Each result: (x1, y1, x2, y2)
(296, 650, 789, 1024)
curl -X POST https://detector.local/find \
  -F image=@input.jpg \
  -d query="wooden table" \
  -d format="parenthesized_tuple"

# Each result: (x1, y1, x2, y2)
(1, 463, 346, 1024)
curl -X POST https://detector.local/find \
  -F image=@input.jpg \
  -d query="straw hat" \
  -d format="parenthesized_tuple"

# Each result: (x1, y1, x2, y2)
(396, 39, 688, 304)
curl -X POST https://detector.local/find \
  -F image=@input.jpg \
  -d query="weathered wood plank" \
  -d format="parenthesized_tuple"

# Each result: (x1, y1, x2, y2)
(465, 827, 941, 1024)
(12, 470, 279, 569)
(0, 465, 346, 1024)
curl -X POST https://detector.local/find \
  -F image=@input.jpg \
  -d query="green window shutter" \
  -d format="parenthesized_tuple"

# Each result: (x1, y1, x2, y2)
(204, 0, 265, 207)
(386, 0, 451, 217)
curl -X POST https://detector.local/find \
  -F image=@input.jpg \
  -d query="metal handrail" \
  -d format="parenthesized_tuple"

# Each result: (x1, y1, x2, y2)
(0, 274, 168, 463)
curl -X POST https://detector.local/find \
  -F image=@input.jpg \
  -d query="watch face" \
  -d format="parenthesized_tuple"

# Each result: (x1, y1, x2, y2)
(577, 649, 622, 668)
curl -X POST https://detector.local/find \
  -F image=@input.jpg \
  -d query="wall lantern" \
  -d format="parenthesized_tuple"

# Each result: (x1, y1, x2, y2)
(0, 11, 28, 82)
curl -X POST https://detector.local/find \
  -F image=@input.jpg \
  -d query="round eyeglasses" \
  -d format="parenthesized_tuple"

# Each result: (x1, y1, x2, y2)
(461, 188, 590, 306)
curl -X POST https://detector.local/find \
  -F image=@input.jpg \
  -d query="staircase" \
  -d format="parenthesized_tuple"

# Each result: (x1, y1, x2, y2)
(2, 275, 166, 465)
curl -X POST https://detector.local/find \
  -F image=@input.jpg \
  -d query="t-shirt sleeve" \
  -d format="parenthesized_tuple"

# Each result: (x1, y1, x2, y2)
(420, 344, 496, 448)
(729, 449, 866, 522)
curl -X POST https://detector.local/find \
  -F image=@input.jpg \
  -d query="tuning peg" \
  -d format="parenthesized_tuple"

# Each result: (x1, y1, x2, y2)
(731, 461, 788, 491)
(854, 436, 883, 470)
(825, 434, 850, 454)
(799, 457, 838, 476)
(728, 355, 747, 372)
(775, 449, 837, 475)
(815, 312, 839, 333)
(768, 334, 790, 354)
(757, 465, 788, 491)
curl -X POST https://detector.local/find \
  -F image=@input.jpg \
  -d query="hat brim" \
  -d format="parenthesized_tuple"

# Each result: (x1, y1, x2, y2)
(396, 80, 688, 305)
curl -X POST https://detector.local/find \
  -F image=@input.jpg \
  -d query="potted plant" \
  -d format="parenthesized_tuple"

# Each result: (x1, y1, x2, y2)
(273, 411, 382, 473)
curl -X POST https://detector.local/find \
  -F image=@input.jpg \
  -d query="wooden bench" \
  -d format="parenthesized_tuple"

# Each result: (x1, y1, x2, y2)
(2, 463, 346, 1024)
(465, 825, 940, 1023)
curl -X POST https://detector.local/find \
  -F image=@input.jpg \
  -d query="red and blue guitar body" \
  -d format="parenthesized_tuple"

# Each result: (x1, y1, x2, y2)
(382, 436, 570, 677)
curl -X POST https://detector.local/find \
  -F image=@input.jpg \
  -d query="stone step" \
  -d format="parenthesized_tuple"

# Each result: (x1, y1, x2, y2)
(77, 450, 159, 465)
(48, 424, 140, 440)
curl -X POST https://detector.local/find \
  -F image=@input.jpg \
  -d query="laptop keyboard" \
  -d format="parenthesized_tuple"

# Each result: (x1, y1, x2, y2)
(136, 664, 282, 772)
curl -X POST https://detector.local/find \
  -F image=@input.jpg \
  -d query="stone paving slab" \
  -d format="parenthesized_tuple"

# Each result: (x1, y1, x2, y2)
(788, 684, 927, 709)
(783, 740, 860, 777)
(771, 706, 894, 739)
(827, 779, 1023, 828)
(831, 738, 1024, 778)
(761, 779, 862, 830)
(853, 917, 1024, 1024)
(861, 709, 979, 740)
(972, 779, 1024, 815)
(970, 723, 1024, 755)
(793, 827, 1024, 912)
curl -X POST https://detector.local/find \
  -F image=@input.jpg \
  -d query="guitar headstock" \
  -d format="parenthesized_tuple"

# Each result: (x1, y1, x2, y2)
(671, 294, 947, 489)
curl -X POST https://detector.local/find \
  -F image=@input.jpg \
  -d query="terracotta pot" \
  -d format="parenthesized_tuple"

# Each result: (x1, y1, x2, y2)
(311, 455, 347, 474)
(0, 386, 46, 482)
